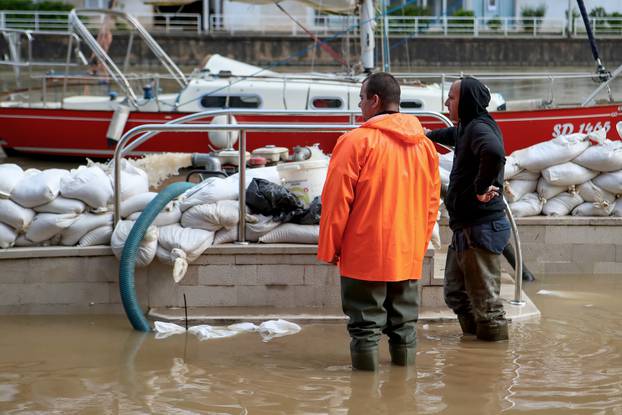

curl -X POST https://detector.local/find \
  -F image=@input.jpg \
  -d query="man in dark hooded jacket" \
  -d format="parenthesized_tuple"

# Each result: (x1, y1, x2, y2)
(426, 76, 510, 342)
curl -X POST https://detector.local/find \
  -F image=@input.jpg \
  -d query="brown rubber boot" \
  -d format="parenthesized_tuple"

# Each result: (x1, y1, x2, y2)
(389, 346, 416, 366)
(476, 318, 509, 342)
(351, 350, 379, 371)
(457, 314, 477, 335)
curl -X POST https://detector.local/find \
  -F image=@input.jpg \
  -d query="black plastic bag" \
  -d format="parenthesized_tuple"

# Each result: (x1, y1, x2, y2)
(287, 196, 322, 225)
(246, 178, 303, 219)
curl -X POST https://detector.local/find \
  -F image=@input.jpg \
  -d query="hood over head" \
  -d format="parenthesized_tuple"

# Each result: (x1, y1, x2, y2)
(360, 113, 426, 144)
(458, 76, 490, 126)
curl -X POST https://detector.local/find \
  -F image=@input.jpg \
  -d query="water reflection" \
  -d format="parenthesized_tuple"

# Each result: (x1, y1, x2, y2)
(0, 275, 621, 413)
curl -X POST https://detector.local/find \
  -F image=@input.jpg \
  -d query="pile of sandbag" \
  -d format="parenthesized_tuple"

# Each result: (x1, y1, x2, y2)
(0, 160, 148, 249)
(501, 130, 622, 217)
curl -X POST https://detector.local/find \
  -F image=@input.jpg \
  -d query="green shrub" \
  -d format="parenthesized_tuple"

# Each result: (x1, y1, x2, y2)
(391, 4, 432, 34)
(609, 11, 622, 31)
(521, 5, 546, 33)
(488, 17, 502, 31)
(451, 8, 474, 32)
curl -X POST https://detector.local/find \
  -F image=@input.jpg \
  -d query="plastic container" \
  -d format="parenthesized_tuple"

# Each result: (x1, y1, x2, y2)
(276, 159, 329, 207)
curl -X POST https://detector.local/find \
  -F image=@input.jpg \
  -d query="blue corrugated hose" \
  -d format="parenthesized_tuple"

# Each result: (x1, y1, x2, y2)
(119, 181, 195, 331)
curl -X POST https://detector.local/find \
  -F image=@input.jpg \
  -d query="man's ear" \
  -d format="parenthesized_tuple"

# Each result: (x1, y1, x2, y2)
(373, 94, 381, 108)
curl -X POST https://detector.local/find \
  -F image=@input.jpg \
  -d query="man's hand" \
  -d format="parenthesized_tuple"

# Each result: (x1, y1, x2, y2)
(330, 255, 339, 265)
(476, 185, 500, 203)
(424, 127, 432, 135)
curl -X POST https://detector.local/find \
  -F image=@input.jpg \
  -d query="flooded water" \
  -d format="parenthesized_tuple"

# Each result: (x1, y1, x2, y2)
(0, 274, 621, 414)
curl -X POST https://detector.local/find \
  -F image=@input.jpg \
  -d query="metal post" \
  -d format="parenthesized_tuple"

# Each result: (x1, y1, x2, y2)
(236, 129, 248, 245)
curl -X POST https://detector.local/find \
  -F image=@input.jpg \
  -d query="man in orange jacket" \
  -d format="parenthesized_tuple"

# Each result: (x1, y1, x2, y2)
(318, 72, 441, 371)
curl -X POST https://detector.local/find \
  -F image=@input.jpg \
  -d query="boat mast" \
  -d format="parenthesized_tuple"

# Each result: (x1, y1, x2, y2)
(359, 0, 375, 73)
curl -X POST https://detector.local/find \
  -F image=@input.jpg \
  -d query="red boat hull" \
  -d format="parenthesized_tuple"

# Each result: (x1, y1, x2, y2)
(0, 105, 620, 157)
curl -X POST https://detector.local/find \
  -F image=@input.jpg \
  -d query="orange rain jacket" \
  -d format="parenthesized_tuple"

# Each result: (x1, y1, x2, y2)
(317, 113, 441, 282)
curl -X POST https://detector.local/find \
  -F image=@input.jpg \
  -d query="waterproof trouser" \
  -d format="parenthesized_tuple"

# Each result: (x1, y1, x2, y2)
(340, 276, 419, 353)
(444, 246, 506, 324)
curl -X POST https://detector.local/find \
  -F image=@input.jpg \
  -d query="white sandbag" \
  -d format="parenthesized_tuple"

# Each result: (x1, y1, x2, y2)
(574, 139, 622, 172)
(25, 212, 79, 243)
(180, 177, 238, 211)
(542, 192, 584, 216)
(181, 200, 248, 231)
(572, 202, 614, 217)
(0, 222, 17, 248)
(536, 177, 567, 201)
(509, 193, 543, 217)
(34, 196, 86, 214)
(511, 133, 590, 172)
(612, 199, 622, 217)
(127, 201, 182, 226)
(439, 167, 450, 188)
(158, 224, 214, 262)
(112, 159, 150, 201)
(10, 168, 70, 208)
(541, 162, 597, 187)
(60, 212, 113, 246)
(119, 192, 158, 218)
(593, 170, 622, 195)
(78, 225, 113, 246)
(213, 215, 280, 244)
(258, 224, 319, 244)
(0, 164, 24, 198)
(111, 220, 158, 267)
(60, 165, 113, 208)
(577, 181, 616, 205)
(0, 199, 35, 231)
(438, 152, 454, 171)
(503, 156, 522, 180)
(155, 246, 189, 283)
(428, 221, 441, 250)
(512, 170, 540, 181)
(504, 179, 537, 203)
(225, 166, 281, 189)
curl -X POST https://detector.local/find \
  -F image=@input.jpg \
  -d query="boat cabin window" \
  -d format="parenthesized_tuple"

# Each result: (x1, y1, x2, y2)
(200, 94, 261, 109)
(312, 97, 343, 109)
(400, 99, 424, 109)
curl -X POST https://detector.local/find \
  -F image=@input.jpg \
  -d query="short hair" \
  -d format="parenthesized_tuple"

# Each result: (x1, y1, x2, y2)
(363, 72, 401, 107)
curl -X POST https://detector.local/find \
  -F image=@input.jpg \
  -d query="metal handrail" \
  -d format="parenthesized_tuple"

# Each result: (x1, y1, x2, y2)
(112, 108, 525, 303)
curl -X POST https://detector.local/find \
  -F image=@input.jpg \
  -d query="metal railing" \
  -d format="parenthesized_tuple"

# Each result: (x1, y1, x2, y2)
(0, 10, 201, 33)
(112, 108, 525, 305)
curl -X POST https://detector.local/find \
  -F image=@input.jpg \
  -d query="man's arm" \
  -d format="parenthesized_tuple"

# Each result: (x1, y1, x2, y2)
(470, 124, 505, 199)
(317, 132, 366, 264)
(425, 127, 457, 147)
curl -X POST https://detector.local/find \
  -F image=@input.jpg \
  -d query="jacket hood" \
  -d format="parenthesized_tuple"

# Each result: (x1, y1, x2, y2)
(458, 77, 490, 126)
(360, 112, 426, 144)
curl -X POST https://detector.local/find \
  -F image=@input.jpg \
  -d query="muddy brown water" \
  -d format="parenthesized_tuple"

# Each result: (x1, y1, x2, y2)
(0, 274, 621, 414)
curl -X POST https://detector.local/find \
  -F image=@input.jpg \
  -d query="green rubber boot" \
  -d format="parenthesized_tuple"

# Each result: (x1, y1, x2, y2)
(351, 350, 379, 371)
(389, 346, 416, 366)
(457, 314, 477, 335)
(476, 318, 509, 342)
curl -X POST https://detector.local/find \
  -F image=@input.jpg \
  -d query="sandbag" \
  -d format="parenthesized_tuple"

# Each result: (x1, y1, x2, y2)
(511, 133, 590, 172)
(111, 159, 150, 201)
(541, 162, 597, 187)
(158, 224, 214, 262)
(428, 221, 441, 250)
(0, 199, 35, 231)
(111, 220, 158, 267)
(439, 167, 450, 189)
(504, 179, 537, 203)
(258, 224, 319, 244)
(225, 165, 281, 189)
(119, 192, 158, 218)
(438, 152, 454, 171)
(536, 177, 567, 201)
(60, 165, 113, 208)
(512, 170, 540, 181)
(509, 193, 543, 217)
(11, 168, 70, 208)
(0, 222, 17, 248)
(577, 181, 615, 205)
(0, 164, 24, 198)
(60, 212, 113, 246)
(214, 214, 280, 244)
(181, 200, 245, 231)
(572, 202, 614, 217)
(25, 212, 79, 243)
(574, 139, 622, 172)
(612, 199, 622, 217)
(593, 171, 622, 195)
(78, 225, 113, 247)
(503, 156, 522, 180)
(34, 196, 86, 214)
(127, 201, 182, 226)
(180, 177, 238, 211)
(542, 192, 584, 216)
(13, 234, 61, 247)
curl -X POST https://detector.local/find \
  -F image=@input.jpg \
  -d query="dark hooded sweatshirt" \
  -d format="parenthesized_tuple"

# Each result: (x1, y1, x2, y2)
(427, 77, 506, 230)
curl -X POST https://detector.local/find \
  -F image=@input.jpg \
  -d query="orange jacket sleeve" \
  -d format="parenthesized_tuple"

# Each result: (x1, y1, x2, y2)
(317, 131, 368, 264)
